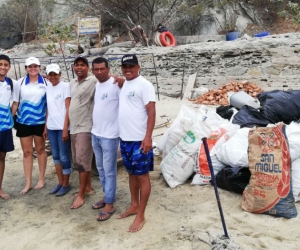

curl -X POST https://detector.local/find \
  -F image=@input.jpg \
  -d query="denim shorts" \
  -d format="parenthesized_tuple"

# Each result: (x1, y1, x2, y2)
(47, 129, 72, 175)
(120, 140, 153, 176)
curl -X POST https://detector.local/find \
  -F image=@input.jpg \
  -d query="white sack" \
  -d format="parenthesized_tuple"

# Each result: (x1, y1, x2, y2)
(160, 120, 211, 188)
(156, 105, 197, 158)
(292, 158, 300, 202)
(216, 128, 250, 167)
(286, 121, 300, 161)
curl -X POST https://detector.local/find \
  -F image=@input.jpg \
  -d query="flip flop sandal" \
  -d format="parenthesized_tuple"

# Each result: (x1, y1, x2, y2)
(92, 201, 105, 209)
(97, 210, 115, 221)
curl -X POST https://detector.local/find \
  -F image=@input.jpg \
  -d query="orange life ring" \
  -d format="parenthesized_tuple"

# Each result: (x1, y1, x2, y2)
(160, 31, 176, 47)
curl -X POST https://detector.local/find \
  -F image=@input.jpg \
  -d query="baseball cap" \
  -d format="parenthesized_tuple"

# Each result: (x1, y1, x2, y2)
(0, 54, 10, 64)
(74, 56, 89, 66)
(121, 54, 138, 66)
(46, 63, 61, 75)
(25, 57, 40, 66)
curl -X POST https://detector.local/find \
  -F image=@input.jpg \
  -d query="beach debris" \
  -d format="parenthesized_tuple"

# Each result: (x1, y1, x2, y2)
(198, 231, 240, 250)
(189, 81, 263, 106)
(154, 118, 171, 129)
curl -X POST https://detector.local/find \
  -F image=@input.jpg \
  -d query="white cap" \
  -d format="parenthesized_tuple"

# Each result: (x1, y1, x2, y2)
(46, 63, 60, 74)
(25, 57, 40, 66)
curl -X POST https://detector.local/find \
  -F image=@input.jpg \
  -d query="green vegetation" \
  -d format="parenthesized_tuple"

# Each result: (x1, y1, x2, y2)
(39, 23, 76, 80)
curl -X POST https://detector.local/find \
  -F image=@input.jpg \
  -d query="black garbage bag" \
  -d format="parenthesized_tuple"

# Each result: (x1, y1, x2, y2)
(215, 166, 251, 194)
(232, 105, 272, 128)
(216, 105, 234, 121)
(258, 90, 300, 124)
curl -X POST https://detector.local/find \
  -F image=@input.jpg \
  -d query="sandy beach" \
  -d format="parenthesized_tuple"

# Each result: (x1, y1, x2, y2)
(1, 96, 300, 250)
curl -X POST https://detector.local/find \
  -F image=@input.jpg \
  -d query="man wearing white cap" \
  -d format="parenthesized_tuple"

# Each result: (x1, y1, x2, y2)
(44, 63, 72, 197)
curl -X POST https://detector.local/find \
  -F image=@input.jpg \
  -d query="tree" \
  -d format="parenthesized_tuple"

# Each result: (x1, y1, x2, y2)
(63, 0, 185, 44)
(173, 1, 207, 35)
(39, 22, 76, 80)
(0, 0, 57, 45)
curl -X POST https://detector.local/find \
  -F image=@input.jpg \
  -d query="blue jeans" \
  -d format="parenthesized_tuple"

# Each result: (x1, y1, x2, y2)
(92, 134, 119, 204)
(47, 129, 72, 175)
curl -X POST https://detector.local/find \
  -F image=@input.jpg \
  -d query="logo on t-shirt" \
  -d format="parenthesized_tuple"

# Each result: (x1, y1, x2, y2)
(127, 91, 135, 99)
(101, 93, 108, 100)
(39, 85, 46, 89)
(55, 93, 61, 100)
(7, 86, 11, 91)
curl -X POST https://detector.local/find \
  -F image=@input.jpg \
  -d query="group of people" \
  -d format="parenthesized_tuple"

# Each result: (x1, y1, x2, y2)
(0, 53, 156, 233)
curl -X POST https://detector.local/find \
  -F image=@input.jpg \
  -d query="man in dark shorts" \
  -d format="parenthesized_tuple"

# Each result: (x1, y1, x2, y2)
(118, 54, 156, 232)
(0, 54, 14, 199)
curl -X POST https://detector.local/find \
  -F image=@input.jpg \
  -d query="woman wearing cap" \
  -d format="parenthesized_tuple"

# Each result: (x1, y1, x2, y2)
(43, 63, 72, 196)
(11, 57, 48, 195)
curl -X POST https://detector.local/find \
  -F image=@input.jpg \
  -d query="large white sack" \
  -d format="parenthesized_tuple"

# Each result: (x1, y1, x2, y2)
(191, 124, 240, 185)
(286, 121, 300, 161)
(216, 128, 250, 167)
(156, 105, 198, 158)
(292, 158, 300, 202)
(160, 120, 211, 188)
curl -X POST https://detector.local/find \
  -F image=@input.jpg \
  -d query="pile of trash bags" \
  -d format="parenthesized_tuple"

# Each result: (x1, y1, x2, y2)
(156, 89, 300, 218)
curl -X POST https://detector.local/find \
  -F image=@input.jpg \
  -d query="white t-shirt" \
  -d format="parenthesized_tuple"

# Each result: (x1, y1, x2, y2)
(119, 75, 156, 141)
(0, 77, 16, 131)
(13, 74, 47, 125)
(46, 81, 71, 130)
(91, 77, 120, 138)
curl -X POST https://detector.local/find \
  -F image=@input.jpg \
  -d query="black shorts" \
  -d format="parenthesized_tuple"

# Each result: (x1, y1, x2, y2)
(16, 123, 45, 138)
(0, 129, 14, 152)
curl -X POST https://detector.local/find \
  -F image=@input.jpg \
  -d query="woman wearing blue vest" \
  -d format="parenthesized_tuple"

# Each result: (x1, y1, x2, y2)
(12, 57, 48, 195)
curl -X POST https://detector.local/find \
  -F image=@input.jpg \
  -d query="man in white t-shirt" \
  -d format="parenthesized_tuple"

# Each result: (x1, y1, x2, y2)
(0, 54, 15, 199)
(91, 57, 120, 221)
(118, 54, 156, 232)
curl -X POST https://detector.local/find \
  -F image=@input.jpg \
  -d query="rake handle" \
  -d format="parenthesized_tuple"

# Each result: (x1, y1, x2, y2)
(202, 137, 229, 238)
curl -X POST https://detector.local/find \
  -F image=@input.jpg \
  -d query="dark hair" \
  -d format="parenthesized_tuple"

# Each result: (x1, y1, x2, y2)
(0, 54, 10, 65)
(92, 57, 108, 68)
(74, 56, 89, 66)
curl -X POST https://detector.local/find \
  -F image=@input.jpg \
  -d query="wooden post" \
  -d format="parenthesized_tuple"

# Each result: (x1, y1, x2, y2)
(98, 17, 102, 48)
(23, 1, 29, 43)
(77, 17, 80, 50)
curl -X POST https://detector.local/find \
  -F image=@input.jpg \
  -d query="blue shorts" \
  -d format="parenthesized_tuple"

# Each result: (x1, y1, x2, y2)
(120, 140, 153, 176)
(0, 129, 14, 152)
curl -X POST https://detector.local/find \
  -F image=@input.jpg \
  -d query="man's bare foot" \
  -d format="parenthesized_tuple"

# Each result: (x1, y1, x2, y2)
(34, 181, 45, 190)
(20, 187, 32, 195)
(71, 192, 78, 199)
(70, 196, 85, 209)
(117, 206, 139, 219)
(0, 189, 10, 199)
(127, 218, 146, 233)
(72, 189, 94, 199)
(85, 187, 94, 194)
